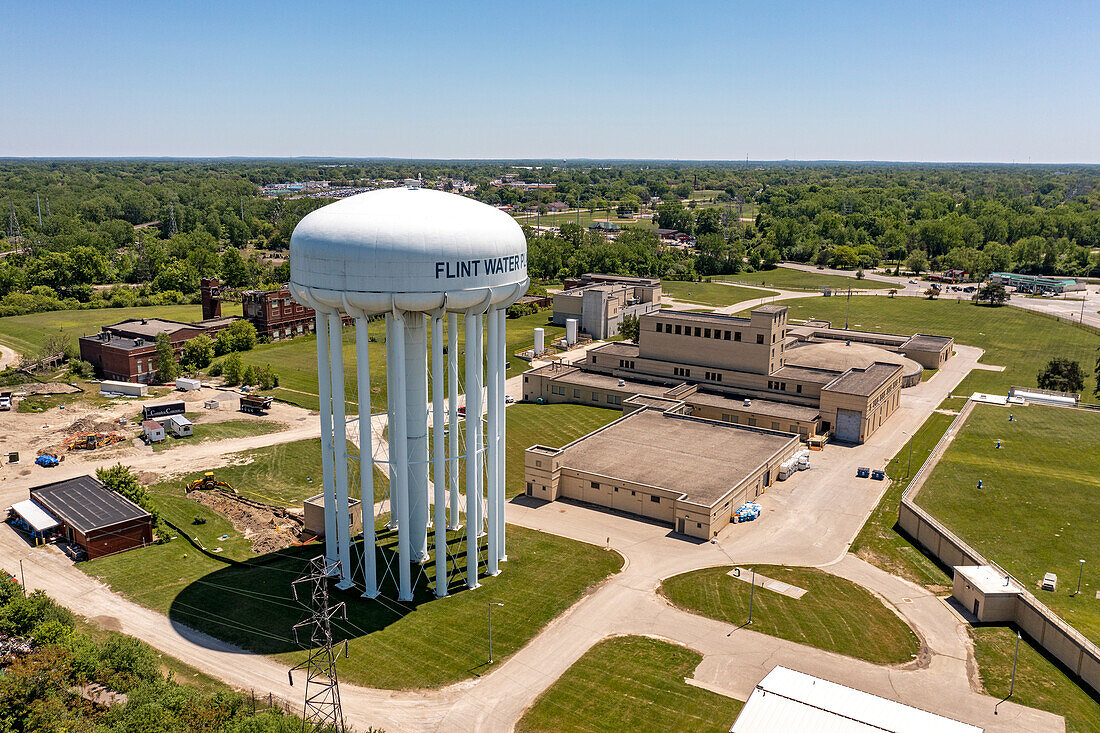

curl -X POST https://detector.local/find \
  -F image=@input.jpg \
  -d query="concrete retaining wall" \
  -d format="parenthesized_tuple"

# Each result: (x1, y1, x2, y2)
(898, 400, 1100, 696)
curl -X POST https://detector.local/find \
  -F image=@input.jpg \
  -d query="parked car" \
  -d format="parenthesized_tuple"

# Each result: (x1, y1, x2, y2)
(505, 395, 515, 404)
(457, 405, 466, 416)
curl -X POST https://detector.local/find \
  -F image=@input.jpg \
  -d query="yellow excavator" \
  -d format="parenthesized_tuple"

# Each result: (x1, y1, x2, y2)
(186, 472, 237, 494)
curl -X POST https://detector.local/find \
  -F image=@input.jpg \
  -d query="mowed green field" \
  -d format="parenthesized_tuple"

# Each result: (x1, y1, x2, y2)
(661, 280, 777, 307)
(725, 268, 893, 291)
(744, 296, 1100, 399)
(236, 310, 564, 413)
(661, 565, 921, 665)
(516, 636, 743, 733)
(917, 403, 1100, 644)
(971, 626, 1100, 733)
(0, 302, 242, 355)
(82, 402, 622, 689)
(151, 419, 287, 452)
(85, 521, 622, 690)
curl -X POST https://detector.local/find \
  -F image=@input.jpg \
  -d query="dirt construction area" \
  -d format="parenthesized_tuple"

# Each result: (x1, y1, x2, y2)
(188, 488, 306, 554)
(0, 383, 312, 485)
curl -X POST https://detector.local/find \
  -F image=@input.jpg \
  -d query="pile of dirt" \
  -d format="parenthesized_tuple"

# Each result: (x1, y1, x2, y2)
(69, 416, 128, 434)
(189, 490, 304, 555)
(18, 382, 81, 396)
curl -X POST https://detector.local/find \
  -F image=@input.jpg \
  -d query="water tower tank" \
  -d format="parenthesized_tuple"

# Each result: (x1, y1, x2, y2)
(290, 187, 528, 601)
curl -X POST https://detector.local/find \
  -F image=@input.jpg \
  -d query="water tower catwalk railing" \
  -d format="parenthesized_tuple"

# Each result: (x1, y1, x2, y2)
(292, 283, 526, 602)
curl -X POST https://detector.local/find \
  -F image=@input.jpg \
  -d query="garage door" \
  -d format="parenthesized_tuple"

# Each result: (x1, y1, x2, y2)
(835, 409, 862, 443)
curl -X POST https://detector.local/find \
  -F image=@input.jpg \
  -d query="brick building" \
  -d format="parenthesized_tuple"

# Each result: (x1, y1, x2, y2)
(78, 316, 236, 383)
(242, 285, 317, 340)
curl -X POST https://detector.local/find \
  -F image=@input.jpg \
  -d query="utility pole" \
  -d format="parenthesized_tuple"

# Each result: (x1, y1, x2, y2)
(1076, 559, 1085, 596)
(36, 194, 43, 227)
(18, 559, 25, 596)
(289, 556, 348, 733)
(995, 632, 1021, 714)
(488, 602, 504, 664)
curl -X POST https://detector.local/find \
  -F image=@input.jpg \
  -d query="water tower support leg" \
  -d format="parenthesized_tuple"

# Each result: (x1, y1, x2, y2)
(485, 309, 500, 576)
(431, 313, 448, 597)
(329, 313, 354, 589)
(389, 312, 413, 601)
(447, 313, 461, 530)
(355, 315, 378, 598)
(404, 314, 429, 563)
(314, 313, 338, 571)
(465, 312, 482, 589)
(497, 307, 507, 562)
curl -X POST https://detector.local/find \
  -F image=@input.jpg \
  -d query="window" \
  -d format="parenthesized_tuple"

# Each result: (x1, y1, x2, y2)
(674, 324, 682, 335)
(734, 331, 742, 341)
(631, 490, 636, 496)
(650, 495, 660, 503)
(722, 413, 732, 422)
(771, 421, 780, 430)
(526, 482, 533, 492)
(697, 522, 702, 529)
(796, 384, 802, 394)
(757, 334, 765, 344)
(704, 328, 711, 338)
(592, 392, 599, 401)
(524, 376, 529, 383)
(723, 330, 731, 340)
(748, 417, 757, 426)
(136, 359, 143, 373)
(713, 330, 721, 339)
(591, 481, 600, 489)
(574, 389, 581, 398)
(694, 327, 701, 337)
(780, 382, 786, 391)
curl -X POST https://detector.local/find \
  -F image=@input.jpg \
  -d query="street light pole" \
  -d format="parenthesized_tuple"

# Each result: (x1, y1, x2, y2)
(748, 568, 755, 625)
(902, 430, 914, 478)
(995, 631, 1021, 715)
(18, 559, 25, 596)
(1076, 559, 1085, 596)
(488, 602, 504, 664)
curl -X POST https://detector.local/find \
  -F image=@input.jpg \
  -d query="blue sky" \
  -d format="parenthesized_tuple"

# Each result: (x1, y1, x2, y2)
(2, 1, 1097, 162)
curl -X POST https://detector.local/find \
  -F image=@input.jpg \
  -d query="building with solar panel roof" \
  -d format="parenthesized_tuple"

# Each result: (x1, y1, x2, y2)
(29, 475, 152, 559)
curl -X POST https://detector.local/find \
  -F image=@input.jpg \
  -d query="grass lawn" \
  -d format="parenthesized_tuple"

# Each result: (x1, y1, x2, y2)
(917, 403, 1100, 644)
(661, 565, 920, 665)
(505, 403, 619, 498)
(971, 626, 1100, 733)
(0, 303, 242, 355)
(725, 268, 893, 291)
(516, 636, 743, 733)
(151, 437, 373, 506)
(741, 296, 1100, 400)
(661, 281, 777, 308)
(848, 399, 959, 590)
(151, 419, 288, 452)
(231, 310, 564, 414)
(84, 522, 623, 690)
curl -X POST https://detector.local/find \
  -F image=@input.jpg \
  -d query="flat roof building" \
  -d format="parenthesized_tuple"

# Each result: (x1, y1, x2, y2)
(553, 273, 662, 340)
(30, 476, 152, 559)
(525, 406, 800, 539)
(525, 304, 937, 444)
(732, 666, 983, 733)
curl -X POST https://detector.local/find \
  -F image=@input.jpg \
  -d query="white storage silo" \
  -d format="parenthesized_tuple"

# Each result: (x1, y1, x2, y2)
(533, 327, 545, 355)
(290, 187, 528, 601)
(566, 318, 578, 346)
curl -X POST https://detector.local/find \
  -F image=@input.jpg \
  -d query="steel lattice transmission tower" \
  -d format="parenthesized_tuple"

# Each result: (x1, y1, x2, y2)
(7, 198, 21, 241)
(168, 202, 179, 237)
(289, 556, 348, 733)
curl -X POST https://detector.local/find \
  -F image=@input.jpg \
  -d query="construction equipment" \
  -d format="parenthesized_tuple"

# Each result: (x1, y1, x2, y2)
(64, 432, 125, 451)
(186, 471, 237, 494)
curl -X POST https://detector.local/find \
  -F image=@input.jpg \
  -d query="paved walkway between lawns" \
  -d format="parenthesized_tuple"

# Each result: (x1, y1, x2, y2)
(0, 340, 1065, 731)
(728, 567, 806, 599)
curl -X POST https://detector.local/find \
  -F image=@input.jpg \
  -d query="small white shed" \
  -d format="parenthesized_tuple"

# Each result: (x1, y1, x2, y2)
(142, 420, 166, 443)
(166, 414, 193, 437)
(175, 377, 202, 391)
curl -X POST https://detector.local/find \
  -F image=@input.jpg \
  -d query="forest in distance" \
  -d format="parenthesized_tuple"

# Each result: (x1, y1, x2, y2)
(1, 159, 1099, 320)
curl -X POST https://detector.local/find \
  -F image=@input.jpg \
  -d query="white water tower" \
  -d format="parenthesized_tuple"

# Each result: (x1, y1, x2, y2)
(290, 187, 528, 601)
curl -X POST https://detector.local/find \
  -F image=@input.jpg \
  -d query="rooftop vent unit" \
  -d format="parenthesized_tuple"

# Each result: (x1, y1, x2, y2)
(134, 338, 143, 347)
(743, 398, 752, 407)
(618, 379, 625, 387)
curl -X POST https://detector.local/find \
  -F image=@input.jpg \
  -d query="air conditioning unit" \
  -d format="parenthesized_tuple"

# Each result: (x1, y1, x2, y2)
(743, 398, 751, 407)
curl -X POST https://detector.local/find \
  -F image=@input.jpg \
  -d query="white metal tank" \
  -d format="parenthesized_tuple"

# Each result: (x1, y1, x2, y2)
(290, 187, 528, 601)
(566, 318, 578, 345)
(533, 327, 544, 355)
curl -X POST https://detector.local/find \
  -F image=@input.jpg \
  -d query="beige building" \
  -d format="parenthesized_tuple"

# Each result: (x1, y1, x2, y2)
(524, 304, 940, 444)
(525, 406, 800, 539)
(952, 565, 1023, 622)
(552, 274, 662, 339)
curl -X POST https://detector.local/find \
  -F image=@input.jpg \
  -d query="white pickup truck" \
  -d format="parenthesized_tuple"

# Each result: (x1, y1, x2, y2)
(0, 391, 12, 411)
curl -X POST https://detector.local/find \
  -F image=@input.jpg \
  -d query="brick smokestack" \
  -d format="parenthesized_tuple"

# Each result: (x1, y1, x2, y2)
(201, 277, 222, 320)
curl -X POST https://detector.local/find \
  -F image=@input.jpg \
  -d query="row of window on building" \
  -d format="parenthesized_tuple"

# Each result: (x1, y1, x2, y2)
(549, 385, 623, 406)
(766, 379, 803, 394)
(656, 321, 772, 344)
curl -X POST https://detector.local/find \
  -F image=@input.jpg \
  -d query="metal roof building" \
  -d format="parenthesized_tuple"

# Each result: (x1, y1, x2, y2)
(30, 476, 152, 559)
(731, 666, 983, 733)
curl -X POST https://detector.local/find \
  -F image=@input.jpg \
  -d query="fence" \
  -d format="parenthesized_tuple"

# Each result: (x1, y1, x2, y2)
(897, 400, 1100, 695)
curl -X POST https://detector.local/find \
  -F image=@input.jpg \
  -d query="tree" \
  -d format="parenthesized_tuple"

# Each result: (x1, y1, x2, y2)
(888, 288, 898, 298)
(220, 247, 250, 287)
(95, 464, 164, 538)
(214, 320, 257, 355)
(618, 314, 640, 342)
(923, 287, 939, 300)
(654, 201, 693, 233)
(1037, 357, 1085, 394)
(153, 332, 179, 383)
(694, 207, 722, 236)
(222, 352, 244, 385)
(905, 250, 930, 275)
(180, 335, 215, 369)
(973, 282, 1009, 306)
